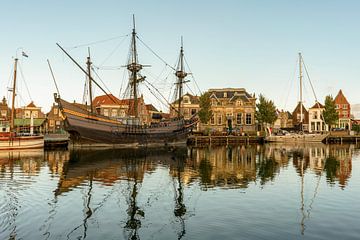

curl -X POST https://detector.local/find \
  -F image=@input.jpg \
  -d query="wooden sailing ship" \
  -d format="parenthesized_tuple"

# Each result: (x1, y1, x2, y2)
(0, 58, 44, 150)
(55, 18, 197, 146)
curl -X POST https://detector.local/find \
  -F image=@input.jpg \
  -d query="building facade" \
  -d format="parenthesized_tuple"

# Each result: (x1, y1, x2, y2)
(204, 88, 257, 133)
(334, 89, 351, 130)
(92, 94, 150, 125)
(292, 102, 309, 131)
(0, 97, 9, 120)
(46, 103, 66, 133)
(308, 102, 327, 133)
(14, 101, 46, 133)
(170, 93, 200, 120)
(273, 110, 293, 129)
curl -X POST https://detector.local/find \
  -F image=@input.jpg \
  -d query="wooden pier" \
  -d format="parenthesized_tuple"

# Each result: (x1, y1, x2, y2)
(187, 135, 263, 147)
(44, 133, 69, 149)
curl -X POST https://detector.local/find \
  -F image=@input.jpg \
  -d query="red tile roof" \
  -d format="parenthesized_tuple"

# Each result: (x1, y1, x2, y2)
(26, 101, 37, 108)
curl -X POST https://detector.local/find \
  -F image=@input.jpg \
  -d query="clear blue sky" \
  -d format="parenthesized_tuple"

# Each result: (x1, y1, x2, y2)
(1, 0, 360, 112)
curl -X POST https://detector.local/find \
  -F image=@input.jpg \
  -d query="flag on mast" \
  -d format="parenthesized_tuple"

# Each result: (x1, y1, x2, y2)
(22, 51, 28, 58)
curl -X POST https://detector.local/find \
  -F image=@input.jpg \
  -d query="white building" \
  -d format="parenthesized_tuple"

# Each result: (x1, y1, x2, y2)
(308, 102, 328, 133)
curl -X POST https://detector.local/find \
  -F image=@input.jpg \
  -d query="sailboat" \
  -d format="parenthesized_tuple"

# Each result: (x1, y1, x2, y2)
(54, 17, 197, 147)
(0, 58, 44, 150)
(265, 53, 328, 143)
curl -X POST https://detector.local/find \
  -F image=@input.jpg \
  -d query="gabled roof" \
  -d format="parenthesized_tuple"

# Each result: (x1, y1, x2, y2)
(172, 93, 199, 104)
(26, 101, 37, 108)
(208, 88, 254, 100)
(146, 104, 159, 112)
(334, 89, 350, 105)
(310, 102, 325, 109)
(92, 94, 123, 106)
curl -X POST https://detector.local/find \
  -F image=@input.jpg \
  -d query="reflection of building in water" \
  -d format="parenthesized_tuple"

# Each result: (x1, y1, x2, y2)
(45, 151, 70, 175)
(191, 146, 257, 188)
(0, 150, 44, 176)
(265, 143, 353, 188)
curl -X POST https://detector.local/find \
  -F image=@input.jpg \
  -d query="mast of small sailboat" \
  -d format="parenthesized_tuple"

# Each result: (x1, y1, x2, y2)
(127, 15, 145, 119)
(10, 58, 18, 132)
(299, 52, 303, 131)
(175, 37, 189, 118)
(86, 48, 93, 113)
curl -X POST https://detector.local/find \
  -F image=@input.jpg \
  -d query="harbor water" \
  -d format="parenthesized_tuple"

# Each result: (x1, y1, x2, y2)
(0, 144, 359, 239)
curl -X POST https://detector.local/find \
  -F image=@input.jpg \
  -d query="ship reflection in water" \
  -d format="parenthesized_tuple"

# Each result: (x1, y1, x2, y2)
(0, 144, 359, 239)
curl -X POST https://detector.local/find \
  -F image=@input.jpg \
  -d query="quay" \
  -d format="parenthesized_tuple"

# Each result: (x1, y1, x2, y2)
(44, 133, 69, 149)
(187, 133, 360, 147)
(187, 135, 263, 147)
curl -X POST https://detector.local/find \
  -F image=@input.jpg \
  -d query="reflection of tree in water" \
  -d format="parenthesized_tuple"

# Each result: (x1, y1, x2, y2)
(257, 158, 278, 185)
(324, 156, 339, 185)
(198, 159, 212, 187)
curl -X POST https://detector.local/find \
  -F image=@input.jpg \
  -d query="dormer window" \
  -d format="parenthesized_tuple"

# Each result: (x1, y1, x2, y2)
(183, 96, 189, 104)
(236, 100, 242, 106)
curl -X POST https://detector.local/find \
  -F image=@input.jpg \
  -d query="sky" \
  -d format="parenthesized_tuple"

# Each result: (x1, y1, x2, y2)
(1, 0, 360, 113)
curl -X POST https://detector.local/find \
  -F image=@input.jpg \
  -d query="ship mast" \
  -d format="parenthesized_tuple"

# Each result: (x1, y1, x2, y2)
(10, 58, 18, 131)
(86, 48, 93, 113)
(175, 37, 189, 118)
(299, 52, 303, 131)
(127, 15, 145, 119)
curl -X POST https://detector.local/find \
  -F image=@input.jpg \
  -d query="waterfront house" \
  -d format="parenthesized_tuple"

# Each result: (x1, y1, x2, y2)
(205, 88, 256, 134)
(92, 94, 151, 125)
(46, 103, 65, 133)
(170, 93, 200, 120)
(0, 97, 10, 120)
(292, 102, 309, 131)
(308, 102, 327, 133)
(14, 101, 46, 134)
(273, 110, 293, 129)
(334, 89, 351, 130)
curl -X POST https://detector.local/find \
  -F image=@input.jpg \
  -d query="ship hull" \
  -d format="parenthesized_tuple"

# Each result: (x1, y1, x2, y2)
(0, 135, 44, 150)
(57, 98, 195, 146)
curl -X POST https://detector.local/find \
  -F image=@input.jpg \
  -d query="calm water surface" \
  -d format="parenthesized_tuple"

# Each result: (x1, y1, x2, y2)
(0, 144, 359, 240)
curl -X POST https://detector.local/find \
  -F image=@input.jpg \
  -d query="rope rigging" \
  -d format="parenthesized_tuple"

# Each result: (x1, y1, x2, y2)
(67, 34, 129, 49)
(136, 35, 176, 71)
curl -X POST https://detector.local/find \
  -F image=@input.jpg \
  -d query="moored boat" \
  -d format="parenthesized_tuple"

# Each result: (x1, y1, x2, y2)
(0, 58, 44, 150)
(55, 17, 197, 147)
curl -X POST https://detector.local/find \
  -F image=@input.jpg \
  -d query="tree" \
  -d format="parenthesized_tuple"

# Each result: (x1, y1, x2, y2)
(322, 95, 338, 130)
(255, 94, 277, 130)
(198, 92, 212, 124)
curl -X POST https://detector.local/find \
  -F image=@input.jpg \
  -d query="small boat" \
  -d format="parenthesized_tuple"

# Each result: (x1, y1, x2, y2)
(55, 17, 197, 147)
(0, 58, 44, 150)
(265, 53, 328, 143)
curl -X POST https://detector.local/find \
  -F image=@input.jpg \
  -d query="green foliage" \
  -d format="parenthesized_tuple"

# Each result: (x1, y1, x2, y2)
(352, 124, 360, 134)
(255, 94, 277, 126)
(198, 92, 213, 124)
(323, 95, 338, 128)
(324, 156, 339, 185)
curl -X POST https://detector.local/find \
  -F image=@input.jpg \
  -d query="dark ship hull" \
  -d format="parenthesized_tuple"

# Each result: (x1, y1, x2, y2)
(57, 97, 196, 146)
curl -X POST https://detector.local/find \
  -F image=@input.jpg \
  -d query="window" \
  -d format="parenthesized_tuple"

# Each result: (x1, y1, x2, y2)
(313, 111, 318, 119)
(236, 113, 242, 125)
(217, 115, 222, 125)
(49, 120, 54, 127)
(236, 100, 242, 106)
(335, 104, 339, 109)
(120, 110, 126, 117)
(191, 109, 197, 115)
(183, 97, 189, 104)
(103, 109, 109, 116)
(54, 108, 58, 115)
(343, 104, 348, 109)
(245, 113, 252, 125)
(111, 109, 117, 117)
(184, 108, 190, 116)
(211, 99, 217, 106)
(56, 120, 61, 126)
(25, 111, 31, 118)
(343, 111, 348, 118)
(210, 115, 215, 125)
